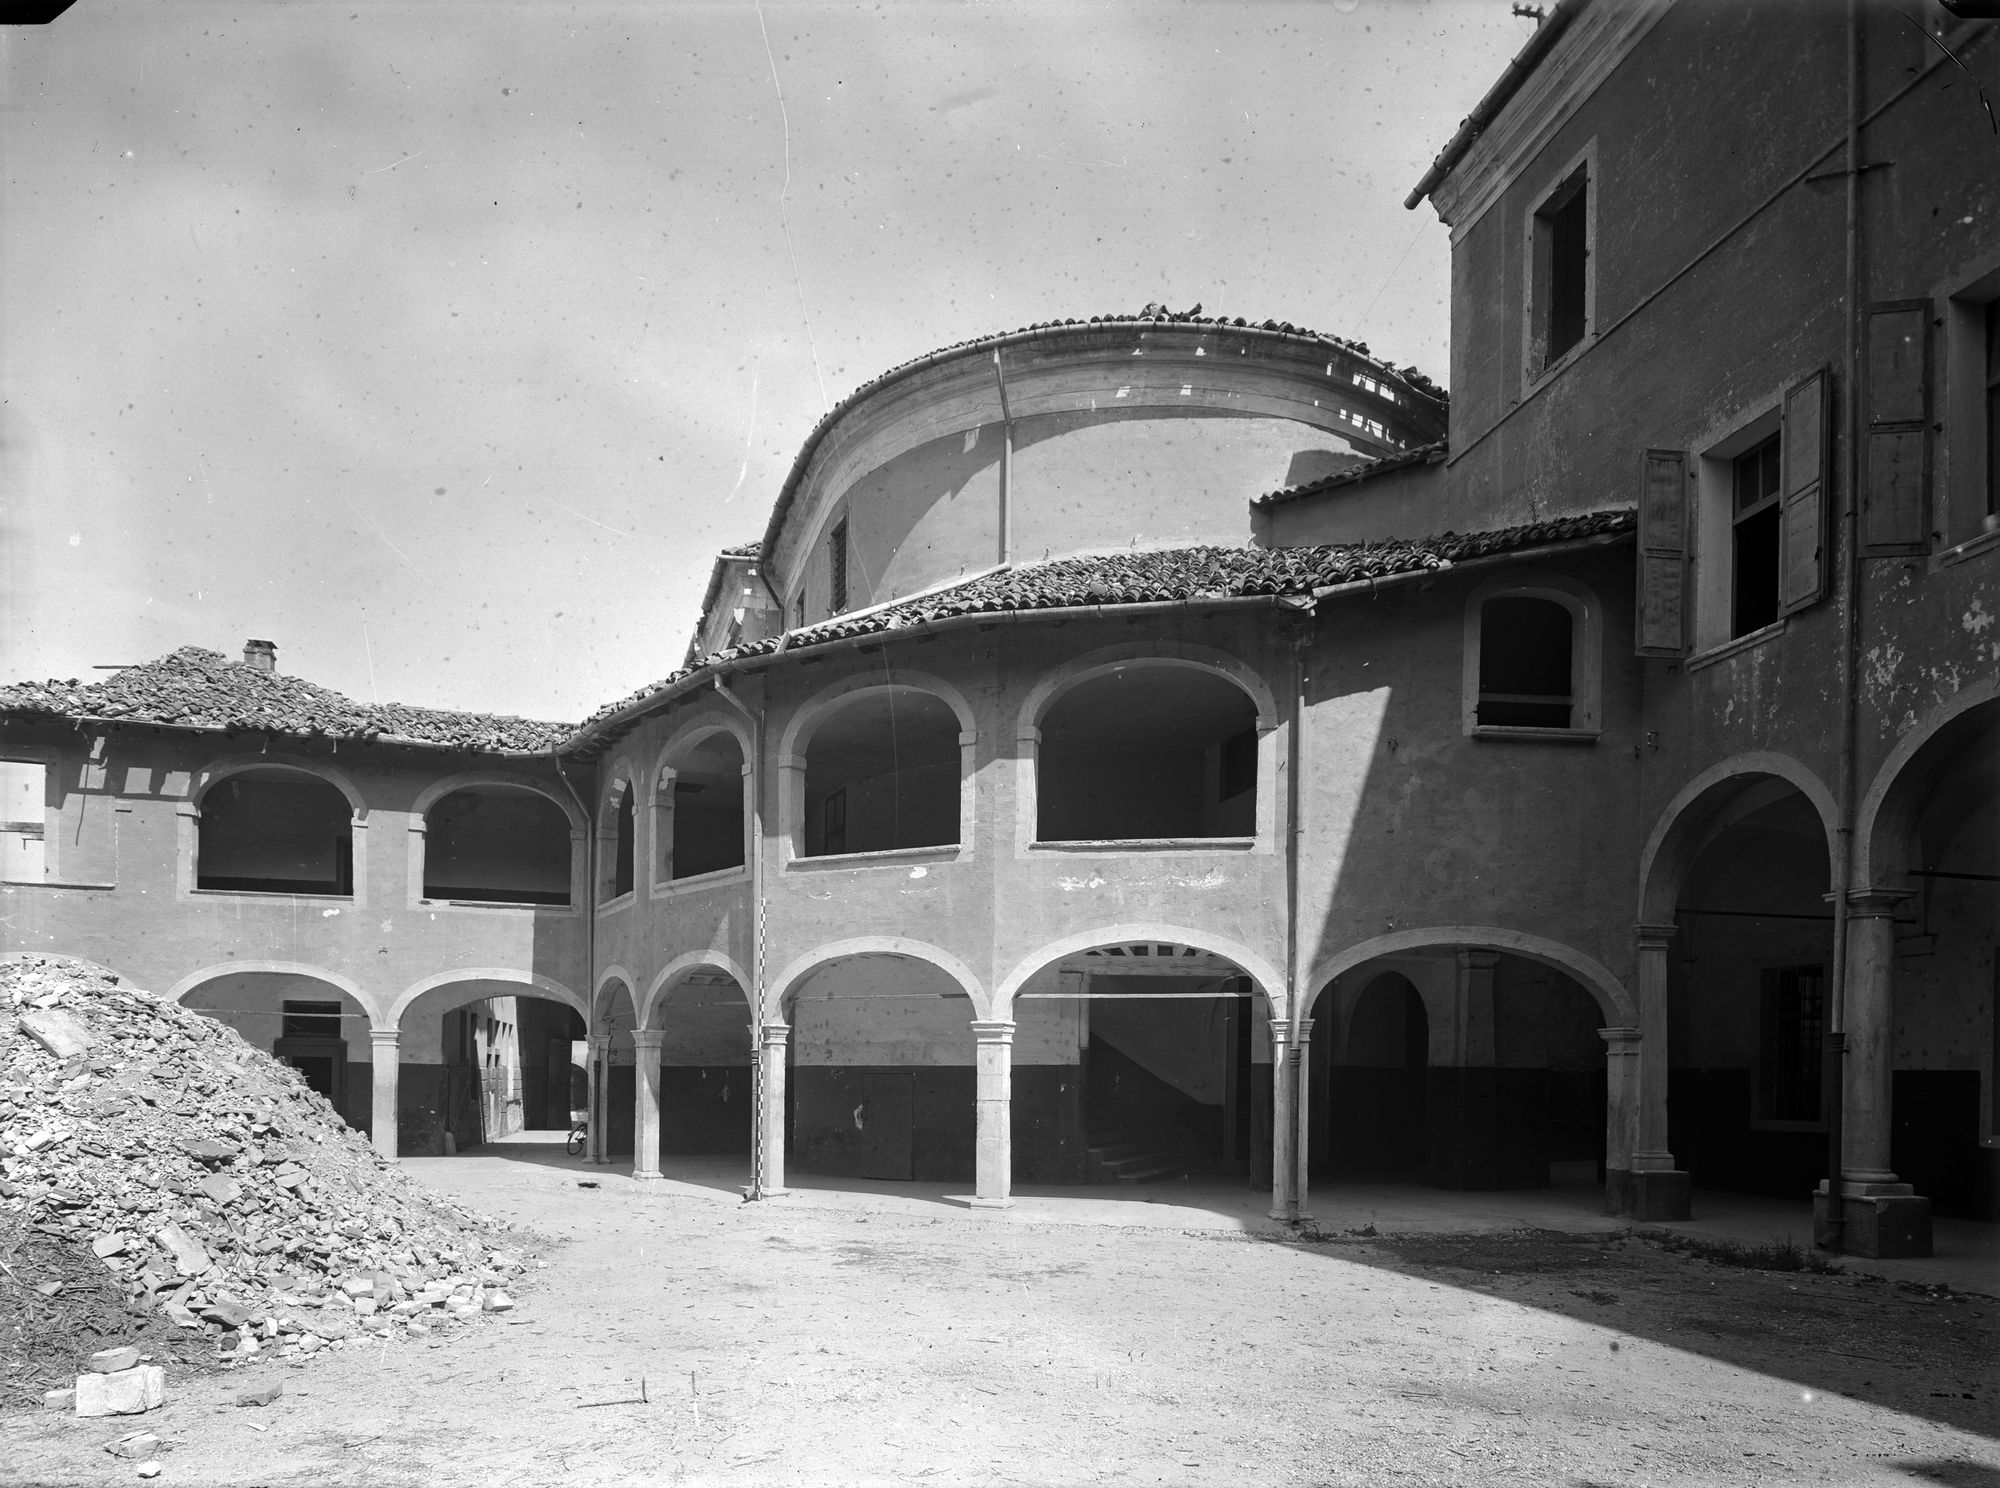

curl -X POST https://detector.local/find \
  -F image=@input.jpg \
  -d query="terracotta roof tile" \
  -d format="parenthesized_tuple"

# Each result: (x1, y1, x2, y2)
(1253, 440, 1450, 508)
(0, 647, 571, 754)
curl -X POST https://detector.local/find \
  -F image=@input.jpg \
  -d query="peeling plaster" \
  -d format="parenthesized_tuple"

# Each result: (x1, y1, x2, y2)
(1963, 597, 1993, 637)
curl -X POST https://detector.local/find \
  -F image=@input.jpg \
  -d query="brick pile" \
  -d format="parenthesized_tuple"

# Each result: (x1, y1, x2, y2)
(0, 955, 530, 1406)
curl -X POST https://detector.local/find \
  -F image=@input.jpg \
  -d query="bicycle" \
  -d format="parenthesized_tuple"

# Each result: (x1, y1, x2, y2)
(565, 1109, 589, 1157)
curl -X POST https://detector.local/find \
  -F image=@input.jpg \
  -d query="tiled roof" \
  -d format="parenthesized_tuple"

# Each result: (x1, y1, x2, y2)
(0, 647, 572, 754)
(576, 508, 1635, 745)
(716, 541, 763, 559)
(1253, 440, 1450, 508)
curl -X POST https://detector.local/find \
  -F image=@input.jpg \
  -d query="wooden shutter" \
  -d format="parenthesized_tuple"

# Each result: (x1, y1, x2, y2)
(1862, 301, 1930, 554)
(1636, 448, 1689, 656)
(1778, 369, 1828, 615)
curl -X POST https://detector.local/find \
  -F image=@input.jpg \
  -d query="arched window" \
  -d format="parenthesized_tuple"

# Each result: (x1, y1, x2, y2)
(600, 782, 635, 899)
(423, 786, 571, 905)
(197, 769, 353, 896)
(1476, 596, 1574, 728)
(803, 690, 959, 857)
(659, 730, 746, 882)
(1037, 666, 1257, 843)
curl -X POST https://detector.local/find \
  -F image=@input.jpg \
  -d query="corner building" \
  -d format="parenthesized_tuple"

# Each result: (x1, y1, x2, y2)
(6, 1, 1996, 1260)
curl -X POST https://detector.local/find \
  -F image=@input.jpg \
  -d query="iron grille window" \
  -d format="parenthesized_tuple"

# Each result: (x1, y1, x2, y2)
(1757, 963, 1825, 1123)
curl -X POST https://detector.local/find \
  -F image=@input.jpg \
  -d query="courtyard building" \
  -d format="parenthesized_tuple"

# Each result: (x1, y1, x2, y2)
(3, 0, 1994, 1261)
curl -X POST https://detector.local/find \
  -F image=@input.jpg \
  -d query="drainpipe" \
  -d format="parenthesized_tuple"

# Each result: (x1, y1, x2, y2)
(711, 675, 768, 1200)
(1284, 614, 1313, 1223)
(1824, 0, 1864, 1249)
(991, 348, 1014, 567)
(551, 749, 597, 1152)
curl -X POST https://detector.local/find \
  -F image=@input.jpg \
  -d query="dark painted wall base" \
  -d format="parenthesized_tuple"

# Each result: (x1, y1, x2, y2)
(1424, 1068, 1550, 1190)
(791, 1066, 1085, 1184)
(661, 1067, 752, 1155)
(1606, 1167, 1691, 1220)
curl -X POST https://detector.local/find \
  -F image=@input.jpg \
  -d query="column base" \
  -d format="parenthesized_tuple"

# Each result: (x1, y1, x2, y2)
(743, 1186, 789, 1200)
(1605, 1167, 1691, 1220)
(631, 1171, 663, 1182)
(1813, 1185, 1932, 1257)
(968, 1196, 1014, 1210)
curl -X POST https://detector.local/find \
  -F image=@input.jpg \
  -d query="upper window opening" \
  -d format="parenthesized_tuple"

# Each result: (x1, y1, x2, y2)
(281, 1000, 343, 1040)
(1477, 597, 1574, 728)
(663, 732, 746, 881)
(1732, 434, 1783, 637)
(1038, 666, 1257, 843)
(1, 760, 47, 882)
(803, 690, 959, 857)
(1985, 300, 2000, 521)
(424, 785, 571, 905)
(602, 782, 635, 899)
(197, 769, 353, 896)
(828, 518, 850, 614)
(793, 593, 806, 631)
(1531, 162, 1591, 373)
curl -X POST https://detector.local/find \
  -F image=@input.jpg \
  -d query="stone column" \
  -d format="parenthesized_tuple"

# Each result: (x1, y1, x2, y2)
(631, 1029, 664, 1181)
(1626, 925, 1690, 1219)
(1291, 1017, 1314, 1224)
(585, 1033, 611, 1165)
(1268, 1020, 1294, 1221)
(970, 1020, 1015, 1209)
(368, 1028, 400, 1161)
(754, 1022, 790, 1196)
(1817, 889, 1930, 1257)
(1599, 1026, 1641, 1215)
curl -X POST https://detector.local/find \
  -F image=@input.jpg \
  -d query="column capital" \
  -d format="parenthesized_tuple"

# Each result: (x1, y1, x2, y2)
(630, 1028, 665, 1051)
(970, 1020, 1015, 1042)
(1598, 1025, 1642, 1047)
(1291, 1016, 1314, 1040)
(368, 1027, 401, 1048)
(759, 1021, 791, 1047)
(1268, 1019, 1291, 1045)
(1840, 887, 1917, 918)
(585, 1032, 612, 1053)
(1634, 923, 1678, 948)
(1456, 948, 1502, 973)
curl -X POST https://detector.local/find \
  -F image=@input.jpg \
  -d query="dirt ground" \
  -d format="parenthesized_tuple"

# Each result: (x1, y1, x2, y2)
(3, 1156, 1995, 1488)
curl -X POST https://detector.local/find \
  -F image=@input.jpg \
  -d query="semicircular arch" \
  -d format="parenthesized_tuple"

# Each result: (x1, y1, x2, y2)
(1855, 678, 2000, 886)
(654, 709, 754, 786)
(410, 771, 585, 834)
(386, 967, 587, 1029)
(167, 960, 377, 1021)
(776, 670, 978, 763)
(192, 755, 367, 819)
(770, 936, 988, 1021)
(1015, 641, 1279, 738)
(994, 922, 1288, 1021)
(639, 950, 752, 1030)
(1303, 927, 1634, 1026)
(1637, 752, 1837, 922)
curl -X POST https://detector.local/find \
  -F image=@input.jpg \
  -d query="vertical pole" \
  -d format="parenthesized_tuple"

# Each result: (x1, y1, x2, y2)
(631, 1029, 664, 1181)
(1628, 925, 1689, 1219)
(971, 1020, 1015, 1208)
(1599, 1026, 1641, 1215)
(756, 1022, 790, 1195)
(585, 1032, 611, 1166)
(368, 1028, 400, 1161)
(1292, 1016, 1314, 1224)
(1268, 1019, 1294, 1221)
(1840, 890, 1915, 1187)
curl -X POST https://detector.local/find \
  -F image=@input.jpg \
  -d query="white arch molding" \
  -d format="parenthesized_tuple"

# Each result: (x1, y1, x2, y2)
(653, 708, 755, 787)
(1303, 926, 1635, 1026)
(191, 755, 369, 819)
(1854, 677, 2000, 885)
(769, 936, 989, 1021)
(639, 950, 753, 1032)
(1014, 640, 1280, 737)
(993, 923, 1289, 1021)
(1636, 750, 1838, 922)
(408, 770, 587, 834)
(385, 967, 587, 1029)
(167, 960, 377, 1021)
(775, 668, 979, 763)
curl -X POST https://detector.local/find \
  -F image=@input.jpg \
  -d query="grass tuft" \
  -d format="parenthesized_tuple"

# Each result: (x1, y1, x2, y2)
(1646, 1231, 1843, 1274)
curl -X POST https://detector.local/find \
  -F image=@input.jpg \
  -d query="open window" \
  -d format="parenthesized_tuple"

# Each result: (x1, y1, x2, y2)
(1525, 149, 1594, 382)
(0, 759, 48, 882)
(801, 689, 960, 857)
(1941, 270, 2000, 552)
(1037, 665, 1258, 843)
(1756, 963, 1825, 1126)
(197, 768, 353, 896)
(423, 785, 571, 905)
(600, 781, 635, 900)
(1465, 578, 1599, 738)
(658, 730, 746, 883)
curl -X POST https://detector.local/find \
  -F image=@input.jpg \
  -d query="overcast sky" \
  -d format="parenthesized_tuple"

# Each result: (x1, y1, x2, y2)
(2, 0, 1527, 723)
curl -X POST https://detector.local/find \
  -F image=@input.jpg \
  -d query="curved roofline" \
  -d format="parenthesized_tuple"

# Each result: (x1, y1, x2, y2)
(756, 315, 1448, 586)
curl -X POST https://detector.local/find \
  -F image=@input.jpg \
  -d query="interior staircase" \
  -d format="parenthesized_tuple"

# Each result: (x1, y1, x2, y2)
(1084, 1123, 1190, 1184)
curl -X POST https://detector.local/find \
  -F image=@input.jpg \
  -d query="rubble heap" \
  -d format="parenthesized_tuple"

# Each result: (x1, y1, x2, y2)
(0, 955, 530, 1407)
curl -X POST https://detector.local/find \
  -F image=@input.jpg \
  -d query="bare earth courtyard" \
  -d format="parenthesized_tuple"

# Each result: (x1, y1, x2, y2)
(4, 1148, 1994, 1488)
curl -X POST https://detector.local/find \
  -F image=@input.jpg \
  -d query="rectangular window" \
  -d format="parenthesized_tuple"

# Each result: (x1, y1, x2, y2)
(1530, 161, 1591, 374)
(1757, 964, 1825, 1124)
(829, 518, 849, 613)
(282, 1000, 344, 1040)
(0, 759, 47, 882)
(1731, 434, 1782, 637)
(1986, 301, 2000, 521)
(793, 593, 806, 631)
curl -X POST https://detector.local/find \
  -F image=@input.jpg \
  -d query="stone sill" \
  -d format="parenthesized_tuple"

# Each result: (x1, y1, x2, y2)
(0, 878, 118, 890)
(420, 898, 576, 914)
(594, 890, 636, 916)
(1468, 726, 1601, 745)
(787, 843, 961, 873)
(1029, 837, 1256, 854)
(190, 888, 351, 902)
(651, 865, 750, 898)
(1683, 618, 1786, 674)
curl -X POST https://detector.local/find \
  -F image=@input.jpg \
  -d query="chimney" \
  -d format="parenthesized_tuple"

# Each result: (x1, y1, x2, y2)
(243, 639, 277, 674)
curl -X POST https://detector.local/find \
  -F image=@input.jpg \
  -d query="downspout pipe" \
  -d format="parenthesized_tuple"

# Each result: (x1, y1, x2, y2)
(550, 749, 598, 1153)
(1284, 612, 1312, 1223)
(710, 675, 768, 1200)
(1824, 0, 1864, 1250)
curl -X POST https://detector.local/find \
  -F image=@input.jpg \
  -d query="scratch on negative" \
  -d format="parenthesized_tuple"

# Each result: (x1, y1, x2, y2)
(366, 149, 427, 176)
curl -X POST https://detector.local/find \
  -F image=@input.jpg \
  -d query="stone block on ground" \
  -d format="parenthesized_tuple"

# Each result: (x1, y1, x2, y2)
(74, 1365, 166, 1417)
(42, 1387, 76, 1411)
(19, 1008, 93, 1059)
(86, 1346, 141, 1374)
(154, 1223, 211, 1276)
(105, 1433, 159, 1459)
(235, 1381, 282, 1407)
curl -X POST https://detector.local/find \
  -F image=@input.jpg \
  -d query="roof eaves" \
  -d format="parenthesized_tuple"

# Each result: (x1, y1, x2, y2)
(1252, 440, 1448, 509)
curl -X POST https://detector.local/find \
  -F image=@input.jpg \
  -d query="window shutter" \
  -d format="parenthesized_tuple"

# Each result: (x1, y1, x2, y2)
(1636, 448, 1689, 656)
(1862, 301, 1930, 554)
(1778, 369, 1829, 615)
